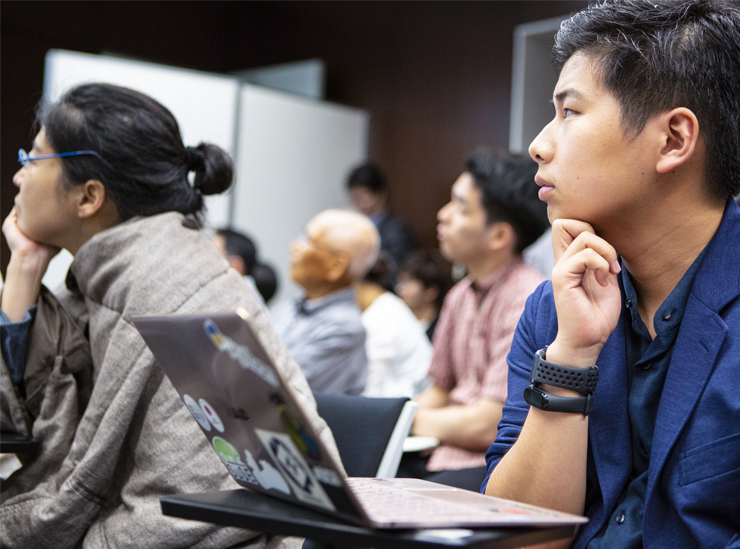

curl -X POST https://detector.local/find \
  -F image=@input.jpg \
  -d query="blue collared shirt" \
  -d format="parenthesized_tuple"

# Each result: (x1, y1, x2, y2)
(271, 287, 368, 395)
(588, 247, 708, 548)
(0, 305, 37, 386)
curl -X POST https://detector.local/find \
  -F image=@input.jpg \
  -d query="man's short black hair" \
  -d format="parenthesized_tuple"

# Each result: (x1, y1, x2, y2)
(346, 163, 387, 194)
(399, 250, 453, 310)
(216, 228, 257, 275)
(466, 150, 550, 254)
(554, 0, 740, 200)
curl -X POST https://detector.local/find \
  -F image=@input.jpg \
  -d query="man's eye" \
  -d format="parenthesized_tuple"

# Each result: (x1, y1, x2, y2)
(563, 108, 576, 118)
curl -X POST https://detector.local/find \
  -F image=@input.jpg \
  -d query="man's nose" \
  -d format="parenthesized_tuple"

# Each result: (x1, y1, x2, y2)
(437, 202, 452, 222)
(529, 119, 555, 164)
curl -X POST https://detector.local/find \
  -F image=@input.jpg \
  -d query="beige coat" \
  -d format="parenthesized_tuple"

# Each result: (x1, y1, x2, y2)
(0, 213, 340, 548)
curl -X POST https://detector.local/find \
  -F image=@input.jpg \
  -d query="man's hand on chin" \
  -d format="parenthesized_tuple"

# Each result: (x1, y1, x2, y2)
(547, 219, 622, 369)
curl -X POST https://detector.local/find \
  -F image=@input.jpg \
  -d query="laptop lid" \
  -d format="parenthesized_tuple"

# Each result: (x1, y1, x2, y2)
(133, 310, 371, 525)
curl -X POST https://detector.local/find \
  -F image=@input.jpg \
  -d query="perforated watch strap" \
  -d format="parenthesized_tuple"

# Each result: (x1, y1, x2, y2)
(530, 348, 599, 395)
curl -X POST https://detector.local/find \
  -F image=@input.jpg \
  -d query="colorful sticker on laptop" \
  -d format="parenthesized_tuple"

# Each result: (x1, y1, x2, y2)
(269, 393, 321, 460)
(243, 448, 291, 494)
(312, 465, 343, 487)
(203, 319, 279, 388)
(212, 436, 259, 487)
(199, 398, 225, 432)
(183, 394, 211, 432)
(256, 429, 335, 511)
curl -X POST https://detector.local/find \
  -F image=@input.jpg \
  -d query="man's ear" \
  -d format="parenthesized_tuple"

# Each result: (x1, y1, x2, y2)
(486, 221, 515, 252)
(656, 108, 699, 174)
(76, 179, 108, 219)
(325, 253, 351, 283)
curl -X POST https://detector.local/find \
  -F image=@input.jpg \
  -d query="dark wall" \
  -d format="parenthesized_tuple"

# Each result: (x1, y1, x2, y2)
(1, 1, 587, 274)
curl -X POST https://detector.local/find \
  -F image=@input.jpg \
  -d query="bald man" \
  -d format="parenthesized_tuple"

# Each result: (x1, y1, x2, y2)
(271, 210, 380, 395)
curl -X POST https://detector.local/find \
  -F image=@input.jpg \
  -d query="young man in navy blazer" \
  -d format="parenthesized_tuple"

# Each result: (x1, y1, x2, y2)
(482, 1, 740, 547)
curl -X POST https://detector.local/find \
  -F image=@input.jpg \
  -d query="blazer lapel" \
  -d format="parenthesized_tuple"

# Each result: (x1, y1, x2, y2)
(647, 297, 728, 502)
(647, 201, 740, 500)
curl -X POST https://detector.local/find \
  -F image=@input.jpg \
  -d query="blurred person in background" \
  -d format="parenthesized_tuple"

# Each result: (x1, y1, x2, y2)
(356, 252, 432, 398)
(213, 227, 279, 305)
(346, 162, 415, 277)
(271, 209, 379, 395)
(405, 150, 549, 492)
(395, 249, 453, 342)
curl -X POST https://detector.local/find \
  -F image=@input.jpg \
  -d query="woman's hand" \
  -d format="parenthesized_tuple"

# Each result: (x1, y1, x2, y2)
(2, 208, 60, 322)
(546, 219, 622, 368)
(3, 207, 60, 265)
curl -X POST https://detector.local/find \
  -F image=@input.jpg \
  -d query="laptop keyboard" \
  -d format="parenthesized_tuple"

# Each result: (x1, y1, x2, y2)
(346, 478, 537, 525)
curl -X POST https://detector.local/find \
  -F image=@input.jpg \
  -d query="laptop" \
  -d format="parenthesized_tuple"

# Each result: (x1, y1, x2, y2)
(132, 310, 588, 529)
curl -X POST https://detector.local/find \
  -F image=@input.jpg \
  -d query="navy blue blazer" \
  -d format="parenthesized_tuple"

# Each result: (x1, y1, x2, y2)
(484, 200, 740, 548)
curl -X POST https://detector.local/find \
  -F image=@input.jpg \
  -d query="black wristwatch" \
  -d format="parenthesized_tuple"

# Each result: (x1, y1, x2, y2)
(524, 384, 594, 415)
(523, 348, 598, 416)
(530, 348, 599, 395)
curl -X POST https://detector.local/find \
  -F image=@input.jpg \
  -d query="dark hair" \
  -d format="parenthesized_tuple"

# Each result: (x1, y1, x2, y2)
(346, 163, 387, 194)
(216, 228, 258, 274)
(554, 0, 740, 200)
(37, 83, 234, 226)
(363, 252, 396, 292)
(466, 150, 550, 254)
(252, 263, 278, 305)
(398, 249, 453, 310)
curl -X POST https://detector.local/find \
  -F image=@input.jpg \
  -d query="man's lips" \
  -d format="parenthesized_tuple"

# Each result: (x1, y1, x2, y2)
(535, 176, 555, 200)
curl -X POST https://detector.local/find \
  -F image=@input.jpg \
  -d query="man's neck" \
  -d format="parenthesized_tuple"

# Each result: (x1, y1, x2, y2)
(614, 198, 724, 336)
(303, 281, 353, 301)
(464, 251, 516, 284)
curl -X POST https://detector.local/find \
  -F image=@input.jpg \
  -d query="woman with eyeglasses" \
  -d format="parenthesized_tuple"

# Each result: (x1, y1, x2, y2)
(0, 83, 329, 548)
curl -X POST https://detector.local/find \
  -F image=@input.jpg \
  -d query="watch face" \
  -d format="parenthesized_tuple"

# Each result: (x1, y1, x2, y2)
(525, 386, 548, 410)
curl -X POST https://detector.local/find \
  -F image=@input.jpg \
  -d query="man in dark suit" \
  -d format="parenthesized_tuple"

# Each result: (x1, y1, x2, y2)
(346, 163, 414, 273)
(482, 1, 740, 547)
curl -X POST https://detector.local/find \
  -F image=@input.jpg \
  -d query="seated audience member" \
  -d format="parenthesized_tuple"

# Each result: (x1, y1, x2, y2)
(483, 1, 740, 547)
(251, 262, 278, 304)
(407, 151, 549, 492)
(0, 83, 334, 547)
(395, 249, 453, 341)
(346, 163, 415, 273)
(212, 227, 279, 305)
(271, 209, 379, 395)
(356, 253, 433, 398)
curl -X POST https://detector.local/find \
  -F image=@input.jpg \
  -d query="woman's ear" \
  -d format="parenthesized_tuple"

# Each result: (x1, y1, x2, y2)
(76, 179, 108, 219)
(656, 107, 700, 174)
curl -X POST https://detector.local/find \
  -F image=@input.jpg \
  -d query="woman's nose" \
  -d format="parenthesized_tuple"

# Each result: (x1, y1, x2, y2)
(12, 168, 23, 188)
(437, 202, 451, 222)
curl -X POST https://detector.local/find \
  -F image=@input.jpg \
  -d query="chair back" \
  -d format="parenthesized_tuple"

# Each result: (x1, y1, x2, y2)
(314, 394, 417, 477)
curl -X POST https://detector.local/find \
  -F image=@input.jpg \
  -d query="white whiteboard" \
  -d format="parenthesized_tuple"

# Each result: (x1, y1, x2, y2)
(232, 85, 368, 306)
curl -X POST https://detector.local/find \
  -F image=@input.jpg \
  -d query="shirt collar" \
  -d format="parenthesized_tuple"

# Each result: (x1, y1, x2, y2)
(296, 287, 356, 316)
(620, 245, 709, 338)
(468, 257, 525, 296)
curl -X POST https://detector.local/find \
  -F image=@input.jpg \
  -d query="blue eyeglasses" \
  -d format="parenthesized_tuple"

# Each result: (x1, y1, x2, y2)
(18, 148, 114, 171)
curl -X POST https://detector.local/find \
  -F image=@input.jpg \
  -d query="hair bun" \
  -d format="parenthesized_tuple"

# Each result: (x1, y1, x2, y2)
(187, 142, 234, 196)
(186, 146, 205, 172)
